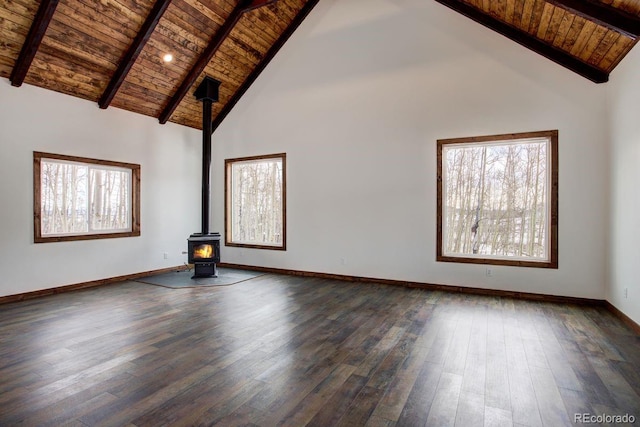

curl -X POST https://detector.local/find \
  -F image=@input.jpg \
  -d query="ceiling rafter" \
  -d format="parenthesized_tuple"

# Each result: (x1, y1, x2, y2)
(433, 0, 609, 83)
(244, 0, 277, 12)
(545, 0, 640, 39)
(158, 0, 276, 124)
(99, 0, 173, 109)
(10, 0, 59, 87)
(211, 0, 320, 133)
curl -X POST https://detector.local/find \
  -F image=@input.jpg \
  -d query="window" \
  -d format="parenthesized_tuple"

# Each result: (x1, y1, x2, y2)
(225, 153, 286, 250)
(34, 152, 140, 243)
(437, 130, 558, 268)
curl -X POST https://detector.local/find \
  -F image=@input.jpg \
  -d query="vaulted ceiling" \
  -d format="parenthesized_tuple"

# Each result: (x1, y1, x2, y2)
(435, 0, 640, 83)
(0, 0, 317, 131)
(1, 0, 639, 131)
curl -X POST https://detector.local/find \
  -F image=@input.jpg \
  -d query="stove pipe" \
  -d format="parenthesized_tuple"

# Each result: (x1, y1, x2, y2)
(194, 76, 221, 234)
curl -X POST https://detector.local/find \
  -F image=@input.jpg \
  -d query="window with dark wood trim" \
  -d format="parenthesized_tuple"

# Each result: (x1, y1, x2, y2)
(225, 153, 286, 250)
(437, 130, 558, 268)
(33, 152, 140, 243)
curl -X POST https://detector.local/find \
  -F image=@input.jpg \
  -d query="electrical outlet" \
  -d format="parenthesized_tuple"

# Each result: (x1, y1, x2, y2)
(486, 268, 493, 277)
(624, 288, 628, 299)
(340, 258, 346, 265)
(163, 252, 169, 260)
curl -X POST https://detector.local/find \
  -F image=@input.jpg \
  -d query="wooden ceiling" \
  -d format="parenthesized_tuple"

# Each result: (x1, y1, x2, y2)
(1, 0, 639, 131)
(0, 0, 317, 130)
(434, 0, 640, 83)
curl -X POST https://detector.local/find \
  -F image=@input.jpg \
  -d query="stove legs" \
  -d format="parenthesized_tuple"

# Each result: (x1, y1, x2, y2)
(192, 262, 217, 279)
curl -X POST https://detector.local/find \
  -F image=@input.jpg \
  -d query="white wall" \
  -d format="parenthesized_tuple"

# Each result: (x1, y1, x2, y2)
(608, 46, 640, 324)
(0, 0, 616, 302)
(211, 0, 610, 299)
(0, 81, 202, 297)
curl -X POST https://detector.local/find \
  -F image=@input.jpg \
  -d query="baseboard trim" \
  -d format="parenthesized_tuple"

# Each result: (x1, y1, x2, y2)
(0, 265, 188, 305)
(218, 262, 605, 306)
(604, 301, 640, 334)
(7, 263, 636, 333)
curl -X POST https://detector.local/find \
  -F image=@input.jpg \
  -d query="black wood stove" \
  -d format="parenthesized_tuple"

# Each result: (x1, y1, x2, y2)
(188, 76, 222, 278)
(188, 233, 221, 278)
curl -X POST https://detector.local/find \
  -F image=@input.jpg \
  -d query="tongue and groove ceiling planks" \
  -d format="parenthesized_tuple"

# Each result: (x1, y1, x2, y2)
(0, 0, 638, 131)
(0, 0, 316, 130)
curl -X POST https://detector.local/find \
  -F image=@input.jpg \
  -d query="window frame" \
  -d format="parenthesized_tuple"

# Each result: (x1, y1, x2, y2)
(224, 153, 287, 251)
(436, 130, 558, 269)
(33, 151, 141, 243)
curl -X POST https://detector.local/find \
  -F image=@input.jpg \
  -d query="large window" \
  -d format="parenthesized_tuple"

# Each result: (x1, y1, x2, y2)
(34, 152, 140, 243)
(225, 153, 286, 250)
(437, 130, 558, 268)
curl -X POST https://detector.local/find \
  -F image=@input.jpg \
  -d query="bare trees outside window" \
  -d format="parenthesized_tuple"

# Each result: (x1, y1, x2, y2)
(437, 131, 558, 268)
(34, 152, 140, 243)
(225, 153, 286, 250)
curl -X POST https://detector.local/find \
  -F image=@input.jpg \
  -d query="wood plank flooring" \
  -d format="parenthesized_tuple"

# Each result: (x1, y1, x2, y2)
(0, 273, 638, 426)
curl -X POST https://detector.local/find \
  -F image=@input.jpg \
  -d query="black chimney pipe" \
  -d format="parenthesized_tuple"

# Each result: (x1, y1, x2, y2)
(201, 99, 212, 234)
(194, 76, 221, 234)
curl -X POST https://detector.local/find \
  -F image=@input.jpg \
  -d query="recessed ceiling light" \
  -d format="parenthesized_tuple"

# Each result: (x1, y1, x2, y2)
(163, 53, 173, 63)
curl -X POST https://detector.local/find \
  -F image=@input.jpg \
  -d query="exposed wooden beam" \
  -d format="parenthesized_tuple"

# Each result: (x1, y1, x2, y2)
(158, 0, 275, 124)
(545, 0, 640, 39)
(10, 0, 59, 87)
(433, 0, 609, 83)
(211, 0, 321, 133)
(245, 0, 278, 12)
(99, 0, 172, 109)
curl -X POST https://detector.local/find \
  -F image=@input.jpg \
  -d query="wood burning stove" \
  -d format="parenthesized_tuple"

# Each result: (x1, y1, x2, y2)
(188, 76, 222, 278)
(188, 233, 221, 278)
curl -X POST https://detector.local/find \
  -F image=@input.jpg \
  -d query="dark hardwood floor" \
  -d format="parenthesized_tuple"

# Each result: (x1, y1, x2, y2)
(0, 273, 639, 426)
